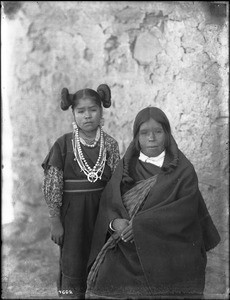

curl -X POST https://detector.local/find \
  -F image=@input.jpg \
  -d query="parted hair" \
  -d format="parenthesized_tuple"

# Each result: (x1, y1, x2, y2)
(133, 107, 172, 151)
(60, 84, 111, 111)
(122, 107, 179, 184)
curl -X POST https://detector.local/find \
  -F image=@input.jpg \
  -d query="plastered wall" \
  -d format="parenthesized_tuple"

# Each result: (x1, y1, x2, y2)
(2, 1, 229, 297)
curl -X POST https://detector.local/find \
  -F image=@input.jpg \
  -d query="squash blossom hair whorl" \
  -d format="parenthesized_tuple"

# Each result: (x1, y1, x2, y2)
(60, 84, 111, 110)
(97, 84, 111, 108)
(61, 88, 74, 111)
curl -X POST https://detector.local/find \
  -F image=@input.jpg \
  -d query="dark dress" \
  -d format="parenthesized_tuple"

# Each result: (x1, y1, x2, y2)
(42, 132, 119, 298)
(86, 141, 221, 299)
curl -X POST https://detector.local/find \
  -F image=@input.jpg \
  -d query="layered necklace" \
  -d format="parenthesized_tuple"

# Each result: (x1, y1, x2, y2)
(79, 127, 100, 148)
(72, 122, 107, 183)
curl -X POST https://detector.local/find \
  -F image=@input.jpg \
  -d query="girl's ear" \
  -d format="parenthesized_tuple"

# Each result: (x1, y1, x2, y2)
(134, 135, 141, 152)
(164, 131, 171, 149)
(100, 117, 105, 127)
(72, 108, 77, 123)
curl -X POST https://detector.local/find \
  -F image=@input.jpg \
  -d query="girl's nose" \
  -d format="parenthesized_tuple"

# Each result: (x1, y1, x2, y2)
(84, 110, 91, 118)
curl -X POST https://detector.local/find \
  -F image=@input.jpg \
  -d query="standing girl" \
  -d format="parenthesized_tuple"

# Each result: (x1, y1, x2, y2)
(42, 84, 120, 299)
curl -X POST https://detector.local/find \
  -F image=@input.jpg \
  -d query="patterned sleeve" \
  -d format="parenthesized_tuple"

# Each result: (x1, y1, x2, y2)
(42, 166, 64, 217)
(104, 133, 120, 174)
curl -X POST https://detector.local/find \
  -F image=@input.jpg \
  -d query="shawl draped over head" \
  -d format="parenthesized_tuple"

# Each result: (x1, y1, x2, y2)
(87, 107, 221, 295)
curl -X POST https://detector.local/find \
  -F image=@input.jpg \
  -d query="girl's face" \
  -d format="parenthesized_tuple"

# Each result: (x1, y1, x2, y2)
(73, 98, 102, 133)
(138, 118, 166, 157)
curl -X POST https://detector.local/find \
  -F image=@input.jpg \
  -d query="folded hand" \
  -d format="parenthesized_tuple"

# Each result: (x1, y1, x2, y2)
(121, 221, 134, 243)
(112, 218, 134, 243)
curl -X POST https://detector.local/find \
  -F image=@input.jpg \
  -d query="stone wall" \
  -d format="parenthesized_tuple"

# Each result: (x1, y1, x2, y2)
(2, 1, 229, 298)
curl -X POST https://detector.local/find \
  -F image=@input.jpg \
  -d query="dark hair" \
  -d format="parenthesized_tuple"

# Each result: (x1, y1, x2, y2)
(133, 107, 172, 152)
(60, 84, 111, 111)
(122, 107, 179, 181)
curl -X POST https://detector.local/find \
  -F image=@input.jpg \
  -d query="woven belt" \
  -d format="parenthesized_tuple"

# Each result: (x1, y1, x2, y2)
(63, 179, 106, 193)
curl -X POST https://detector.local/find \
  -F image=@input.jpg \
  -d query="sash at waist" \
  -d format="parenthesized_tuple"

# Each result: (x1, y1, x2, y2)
(63, 179, 106, 193)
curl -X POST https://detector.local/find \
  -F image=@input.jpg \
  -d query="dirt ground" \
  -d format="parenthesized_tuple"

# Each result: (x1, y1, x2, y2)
(2, 205, 228, 299)
(2, 205, 60, 299)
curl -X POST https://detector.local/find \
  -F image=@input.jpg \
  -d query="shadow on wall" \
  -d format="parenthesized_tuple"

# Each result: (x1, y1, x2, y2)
(2, 1, 228, 23)
(2, 1, 22, 19)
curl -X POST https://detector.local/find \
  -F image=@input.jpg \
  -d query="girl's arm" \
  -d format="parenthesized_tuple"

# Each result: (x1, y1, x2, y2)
(43, 166, 64, 245)
(42, 166, 63, 217)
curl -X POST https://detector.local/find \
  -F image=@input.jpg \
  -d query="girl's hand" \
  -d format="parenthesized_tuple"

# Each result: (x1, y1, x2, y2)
(49, 216, 64, 246)
(121, 221, 134, 243)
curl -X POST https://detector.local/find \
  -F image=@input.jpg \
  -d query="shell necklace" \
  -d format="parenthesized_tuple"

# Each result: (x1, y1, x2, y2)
(72, 122, 107, 183)
(80, 127, 100, 148)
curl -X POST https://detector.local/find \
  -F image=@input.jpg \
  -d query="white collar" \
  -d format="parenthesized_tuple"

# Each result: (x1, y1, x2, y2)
(139, 150, 166, 167)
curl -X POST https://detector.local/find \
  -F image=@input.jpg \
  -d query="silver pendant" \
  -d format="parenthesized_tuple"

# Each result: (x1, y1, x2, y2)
(87, 172, 98, 183)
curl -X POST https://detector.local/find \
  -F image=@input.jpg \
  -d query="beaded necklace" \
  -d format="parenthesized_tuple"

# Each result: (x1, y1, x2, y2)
(79, 127, 100, 148)
(72, 122, 107, 183)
